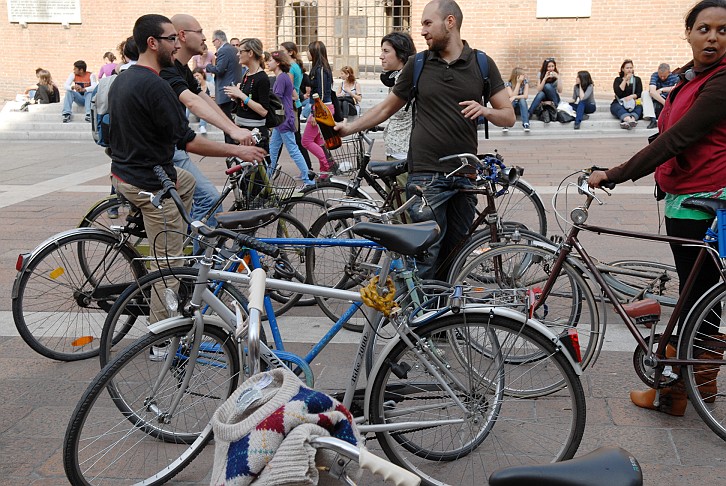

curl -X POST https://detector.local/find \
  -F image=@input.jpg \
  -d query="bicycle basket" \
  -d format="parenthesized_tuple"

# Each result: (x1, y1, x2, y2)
(330, 136, 363, 175)
(240, 165, 297, 210)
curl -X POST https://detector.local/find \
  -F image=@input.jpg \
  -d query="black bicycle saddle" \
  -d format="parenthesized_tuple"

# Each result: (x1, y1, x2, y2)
(488, 447, 643, 486)
(352, 221, 439, 257)
(216, 208, 281, 230)
(368, 159, 408, 178)
(682, 196, 726, 217)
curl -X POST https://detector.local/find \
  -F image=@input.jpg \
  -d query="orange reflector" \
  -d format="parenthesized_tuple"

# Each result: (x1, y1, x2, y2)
(49, 267, 65, 280)
(567, 328, 582, 363)
(71, 336, 94, 347)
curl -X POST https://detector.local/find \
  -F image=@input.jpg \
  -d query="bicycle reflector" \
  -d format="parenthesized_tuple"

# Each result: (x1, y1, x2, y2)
(559, 328, 582, 363)
(15, 253, 29, 272)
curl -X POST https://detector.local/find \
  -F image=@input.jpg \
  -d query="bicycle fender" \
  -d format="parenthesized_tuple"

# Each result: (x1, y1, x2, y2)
(146, 315, 231, 334)
(78, 195, 118, 227)
(11, 227, 132, 299)
(362, 306, 583, 419)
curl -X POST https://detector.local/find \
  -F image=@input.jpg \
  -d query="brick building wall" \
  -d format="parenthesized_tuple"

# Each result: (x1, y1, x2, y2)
(1, 0, 695, 102)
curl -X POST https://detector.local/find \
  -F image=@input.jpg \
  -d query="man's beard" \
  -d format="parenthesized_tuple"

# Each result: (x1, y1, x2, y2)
(159, 50, 175, 68)
(428, 30, 450, 53)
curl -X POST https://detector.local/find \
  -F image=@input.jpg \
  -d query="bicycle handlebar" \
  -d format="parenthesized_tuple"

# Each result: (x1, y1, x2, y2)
(151, 165, 280, 258)
(351, 188, 426, 222)
(224, 160, 255, 175)
(439, 153, 520, 187)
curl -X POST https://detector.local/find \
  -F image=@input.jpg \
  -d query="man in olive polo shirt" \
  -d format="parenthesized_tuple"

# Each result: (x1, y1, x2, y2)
(338, 0, 514, 279)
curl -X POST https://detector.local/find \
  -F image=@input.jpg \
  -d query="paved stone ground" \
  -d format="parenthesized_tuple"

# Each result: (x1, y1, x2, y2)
(1, 137, 724, 485)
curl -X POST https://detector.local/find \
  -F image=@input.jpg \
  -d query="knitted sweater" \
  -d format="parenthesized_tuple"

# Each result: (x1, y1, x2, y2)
(211, 369, 361, 485)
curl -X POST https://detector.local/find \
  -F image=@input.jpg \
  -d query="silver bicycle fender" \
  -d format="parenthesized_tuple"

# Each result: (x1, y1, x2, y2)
(12, 227, 126, 298)
(362, 306, 583, 418)
(79, 194, 118, 226)
(146, 315, 233, 335)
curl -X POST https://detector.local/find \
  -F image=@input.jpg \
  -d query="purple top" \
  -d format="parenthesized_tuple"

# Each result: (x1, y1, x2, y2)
(98, 63, 117, 78)
(273, 72, 296, 133)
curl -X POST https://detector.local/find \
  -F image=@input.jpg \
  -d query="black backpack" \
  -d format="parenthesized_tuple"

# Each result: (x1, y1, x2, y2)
(266, 90, 285, 128)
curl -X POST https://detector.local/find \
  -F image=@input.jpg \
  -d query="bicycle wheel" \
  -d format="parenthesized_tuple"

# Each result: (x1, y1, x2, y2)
(300, 180, 372, 204)
(603, 259, 679, 306)
(306, 208, 382, 331)
(64, 321, 240, 485)
(282, 195, 326, 233)
(452, 244, 602, 371)
(367, 313, 586, 486)
(12, 230, 146, 361)
(484, 178, 547, 237)
(446, 226, 554, 283)
(251, 211, 309, 317)
(679, 282, 726, 440)
(99, 266, 249, 367)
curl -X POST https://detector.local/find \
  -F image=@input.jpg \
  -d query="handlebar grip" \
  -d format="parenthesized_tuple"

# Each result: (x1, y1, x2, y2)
(225, 164, 244, 175)
(602, 181, 616, 190)
(234, 233, 280, 258)
(358, 448, 421, 486)
(153, 165, 175, 191)
(247, 268, 266, 313)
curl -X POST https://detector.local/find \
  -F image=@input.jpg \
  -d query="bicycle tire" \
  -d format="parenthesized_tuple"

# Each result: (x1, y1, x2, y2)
(446, 226, 554, 283)
(679, 282, 726, 440)
(603, 259, 679, 307)
(99, 266, 250, 367)
(367, 312, 586, 485)
(64, 321, 240, 485)
(12, 230, 146, 361)
(452, 243, 602, 372)
(485, 178, 547, 237)
(306, 208, 382, 331)
(250, 211, 309, 317)
(300, 180, 372, 204)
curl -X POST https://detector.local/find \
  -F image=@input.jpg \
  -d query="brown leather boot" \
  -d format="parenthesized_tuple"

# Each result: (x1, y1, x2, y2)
(693, 334, 725, 403)
(630, 344, 687, 416)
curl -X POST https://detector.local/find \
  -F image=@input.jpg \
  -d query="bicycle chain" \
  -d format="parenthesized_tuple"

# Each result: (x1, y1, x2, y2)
(360, 276, 399, 316)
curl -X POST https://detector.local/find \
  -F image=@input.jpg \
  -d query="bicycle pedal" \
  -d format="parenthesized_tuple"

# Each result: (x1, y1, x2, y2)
(390, 361, 411, 379)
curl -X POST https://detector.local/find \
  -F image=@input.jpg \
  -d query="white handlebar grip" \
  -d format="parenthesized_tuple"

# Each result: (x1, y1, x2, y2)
(248, 268, 266, 313)
(358, 448, 421, 486)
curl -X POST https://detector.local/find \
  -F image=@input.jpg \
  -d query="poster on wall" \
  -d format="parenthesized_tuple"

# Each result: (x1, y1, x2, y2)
(7, 0, 81, 23)
(536, 0, 591, 18)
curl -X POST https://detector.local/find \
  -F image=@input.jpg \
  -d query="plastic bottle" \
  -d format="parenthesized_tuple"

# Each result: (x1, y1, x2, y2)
(312, 93, 342, 150)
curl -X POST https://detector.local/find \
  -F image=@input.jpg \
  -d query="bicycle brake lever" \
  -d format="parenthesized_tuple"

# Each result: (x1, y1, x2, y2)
(139, 191, 160, 208)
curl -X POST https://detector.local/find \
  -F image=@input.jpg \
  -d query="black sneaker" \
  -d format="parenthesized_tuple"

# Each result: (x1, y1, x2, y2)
(647, 119, 658, 129)
(62, 114, 71, 123)
(85, 114, 92, 123)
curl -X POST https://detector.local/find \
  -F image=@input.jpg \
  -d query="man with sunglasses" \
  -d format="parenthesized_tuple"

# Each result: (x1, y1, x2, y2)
(206, 29, 243, 143)
(159, 14, 254, 231)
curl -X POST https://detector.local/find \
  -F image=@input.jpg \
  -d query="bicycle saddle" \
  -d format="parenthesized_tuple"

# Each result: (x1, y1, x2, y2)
(368, 160, 408, 178)
(682, 197, 726, 218)
(488, 447, 643, 486)
(352, 221, 439, 257)
(216, 208, 281, 231)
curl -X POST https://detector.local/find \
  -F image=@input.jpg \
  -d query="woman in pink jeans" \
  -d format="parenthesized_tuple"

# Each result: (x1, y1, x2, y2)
(302, 40, 335, 178)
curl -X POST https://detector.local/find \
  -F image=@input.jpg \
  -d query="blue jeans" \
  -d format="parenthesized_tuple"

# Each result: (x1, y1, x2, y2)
(172, 149, 221, 253)
(512, 98, 530, 125)
(301, 98, 311, 119)
(406, 172, 477, 280)
(186, 108, 207, 130)
(570, 101, 596, 124)
(610, 101, 643, 121)
(63, 90, 93, 115)
(269, 129, 313, 184)
(528, 83, 560, 116)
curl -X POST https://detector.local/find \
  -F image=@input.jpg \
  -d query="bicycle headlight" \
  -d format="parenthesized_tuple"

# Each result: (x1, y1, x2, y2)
(571, 207, 588, 225)
(164, 288, 180, 317)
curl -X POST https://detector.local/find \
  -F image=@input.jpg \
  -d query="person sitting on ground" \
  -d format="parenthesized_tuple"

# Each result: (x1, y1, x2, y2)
(528, 58, 562, 123)
(503, 67, 530, 132)
(192, 43, 215, 95)
(569, 70, 596, 130)
(642, 63, 680, 129)
(23, 67, 45, 100)
(98, 51, 117, 78)
(337, 65, 362, 118)
(61, 60, 98, 123)
(33, 70, 60, 104)
(610, 59, 643, 130)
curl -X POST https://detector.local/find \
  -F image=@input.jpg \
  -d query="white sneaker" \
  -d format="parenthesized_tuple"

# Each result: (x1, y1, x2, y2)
(523, 123, 530, 132)
(149, 343, 169, 361)
(502, 127, 509, 132)
(198, 126, 207, 134)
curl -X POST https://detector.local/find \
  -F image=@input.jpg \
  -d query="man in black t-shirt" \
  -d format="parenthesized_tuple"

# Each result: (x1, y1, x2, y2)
(110, 15, 265, 322)
(338, 0, 514, 279)
(159, 14, 255, 231)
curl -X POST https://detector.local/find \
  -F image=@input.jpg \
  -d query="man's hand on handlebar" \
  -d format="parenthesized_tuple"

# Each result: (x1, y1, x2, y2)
(232, 144, 267, 162)
(231, 126, 254, 146)
(588, 171, 610, 189)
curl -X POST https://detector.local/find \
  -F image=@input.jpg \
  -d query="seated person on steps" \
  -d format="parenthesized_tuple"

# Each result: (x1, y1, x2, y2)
(641, 63, 679, 129)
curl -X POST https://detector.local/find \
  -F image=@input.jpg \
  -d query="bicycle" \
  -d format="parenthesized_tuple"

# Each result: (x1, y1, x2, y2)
(307, 151, 551, 331)
(64, 165, 587, 486)
(455, 168, 726, 440)
(12, 160, 317, 361)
